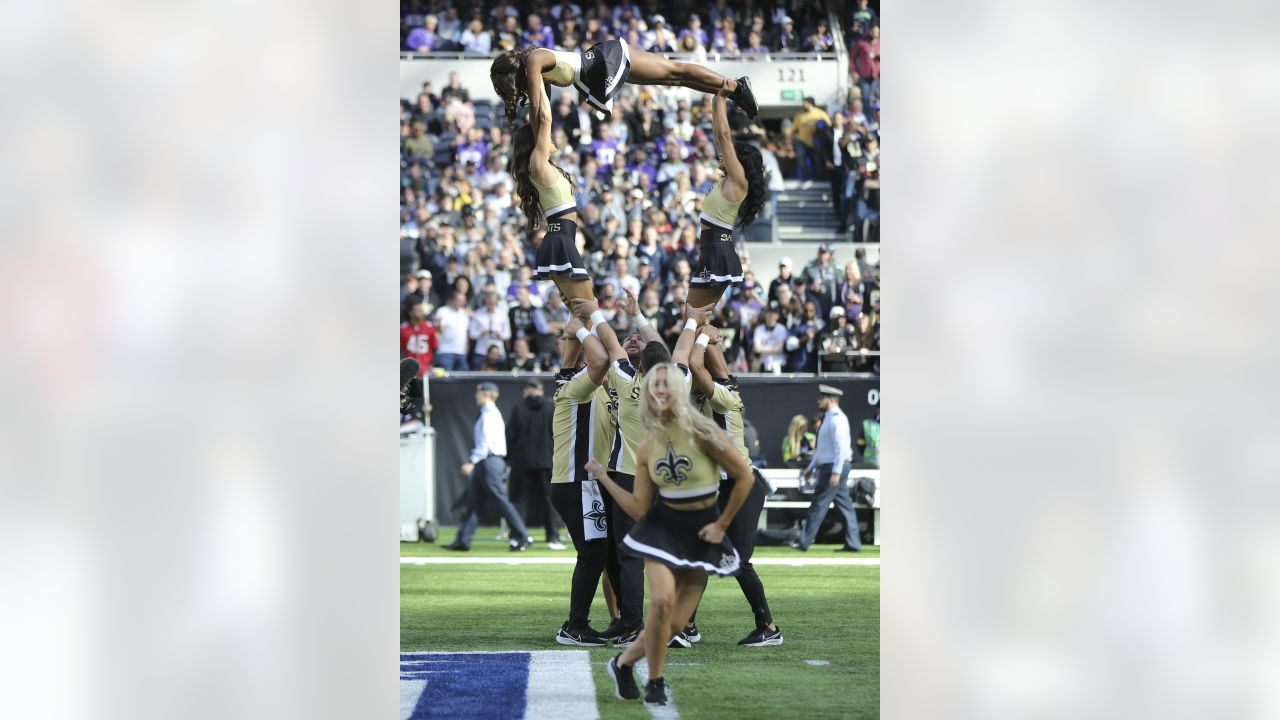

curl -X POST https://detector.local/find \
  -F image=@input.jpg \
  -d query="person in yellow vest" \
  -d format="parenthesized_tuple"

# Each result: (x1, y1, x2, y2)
(681, 325, 783, 647)
(547, 313, 627, 646)
(791, 96, 832, 181)
(586, 360, 755, 707)
(491, 40, 758, 122)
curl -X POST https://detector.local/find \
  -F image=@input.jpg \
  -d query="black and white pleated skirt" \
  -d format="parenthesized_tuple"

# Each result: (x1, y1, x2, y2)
(622, 500, 741, 576)
(690, 226, 745, 289)
(533, 217, 590, 281)
(576, 39, 631, 118)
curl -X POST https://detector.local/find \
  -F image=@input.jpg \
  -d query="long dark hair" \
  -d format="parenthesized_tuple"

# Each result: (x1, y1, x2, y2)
(491, 48, 537, 123)
(511, 123, 576, 233)
(733, 141, 769, 230)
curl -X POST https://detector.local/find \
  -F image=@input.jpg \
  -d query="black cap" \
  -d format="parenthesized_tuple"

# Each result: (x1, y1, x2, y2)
(477, 382, 500, 393)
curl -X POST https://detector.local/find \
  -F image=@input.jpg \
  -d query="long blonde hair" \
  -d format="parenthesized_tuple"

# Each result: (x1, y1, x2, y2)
(639, 363, 724, 451)
(786, 414, 807, 454)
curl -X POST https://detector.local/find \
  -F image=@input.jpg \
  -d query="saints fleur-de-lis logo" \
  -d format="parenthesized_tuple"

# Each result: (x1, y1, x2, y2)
(655, 443, 692, 486)
(584, 499, 608, 532)
(719, 553, 735, 570)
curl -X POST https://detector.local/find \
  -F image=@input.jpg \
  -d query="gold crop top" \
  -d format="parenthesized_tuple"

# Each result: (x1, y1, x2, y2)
(541, 49, 582, 88)
(647, 426, 722, 502)
(533, 173, 576, 218)
(700, 179, 744, 230)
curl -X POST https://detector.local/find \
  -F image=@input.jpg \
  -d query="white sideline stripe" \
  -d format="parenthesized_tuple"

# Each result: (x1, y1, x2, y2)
(400, 679, 426, 720)
(398, 650, 598, 720)
(401, 556, 879, 566)
(527, 650, 598, 720)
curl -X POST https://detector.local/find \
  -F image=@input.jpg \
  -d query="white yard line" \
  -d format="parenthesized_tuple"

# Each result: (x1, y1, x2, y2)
(634, 659, 680, 720)
(401, 556, 879, 566)
(526, 650, 598, 720)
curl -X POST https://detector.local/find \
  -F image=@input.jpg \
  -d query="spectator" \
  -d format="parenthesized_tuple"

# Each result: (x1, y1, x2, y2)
(603, 258, 642, 298)
(803, 244, 840, 308)
(819, 305, 858, 354)
(743, 30, 770, 57)
(854, 135, 881, 241)
(434, 290, 472, 371)
(776, 16, 801, 53)
(400, 301, 440, 374)
(781, 414, 817, 468)
(772, 118, 797, 178)
(850, 0, 879, 40)
(819, 113, 858, 234)
(752, 302, 788, 372)
(679, 14, 708, 49)
(438, 6, 462, 42)
(534, 292, 570, 366)
(505, 380, 564, 549)
(403, 120, 434, 162)
(712, 18, 740, 55)
(405, 15, 440, 52)
(853, 25, 881, 112)
(522, 13, 555, 48)
(495, 15, 522, 52)
(470, 291, 512, 367)
(404, 269, 441, 315)
(508, 284, 540, 344)
(854, 398, 880, 467)
(439, 71, 470, 105)
(479, 344, 508, 372)
(785, 300, 823, 372)
(768, 257, 796, 304)
(729, 279, 765, 328)
(809, 20, 835, 52)
(459, 17, 492, 53)
(509, 336, 543, 371)
(792, 96, 831, 181)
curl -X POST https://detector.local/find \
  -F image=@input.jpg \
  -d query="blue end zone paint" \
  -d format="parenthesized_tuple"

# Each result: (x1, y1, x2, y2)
(400, 652, 530, 720)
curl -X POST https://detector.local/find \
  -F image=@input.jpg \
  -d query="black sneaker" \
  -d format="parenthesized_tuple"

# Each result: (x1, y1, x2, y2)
(667, 631, 691, 649)
(643, 677, 668, 706)
(442, 541, 469, 551)
(738, 625, 784, 647)
(683, 623, 701, 643)
(599, 617, 627, 641)
(510, 536, 534, 551)
(612, 626, 642, 647)
(555, 623, 607, 647)
(730, 76, 759, 118)
(607, 654, 641, 700)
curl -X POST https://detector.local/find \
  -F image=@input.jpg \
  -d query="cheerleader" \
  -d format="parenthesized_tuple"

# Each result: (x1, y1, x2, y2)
(586, 360, 754, 706)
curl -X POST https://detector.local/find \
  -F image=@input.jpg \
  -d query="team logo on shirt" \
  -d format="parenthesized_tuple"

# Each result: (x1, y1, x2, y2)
(655, 443, 692, 486)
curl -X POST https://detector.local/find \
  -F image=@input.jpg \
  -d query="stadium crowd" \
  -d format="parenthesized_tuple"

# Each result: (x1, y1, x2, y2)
(400, 0, 880, 376)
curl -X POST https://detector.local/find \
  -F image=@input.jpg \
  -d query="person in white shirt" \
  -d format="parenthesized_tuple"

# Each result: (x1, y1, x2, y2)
(469, 291, 512, 367)
(751, 303, 789, 372)
(791, 385, 862, 551)
(445, 383, 533, 551)
(434, 290, 473, 370)
(459, 18, 491, 54)
(602, 257, 642, 299)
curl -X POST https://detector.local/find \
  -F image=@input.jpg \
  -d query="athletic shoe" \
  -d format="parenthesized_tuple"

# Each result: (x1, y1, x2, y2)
(555, 623, 607, 647)
(510, 537, 534, 551)
(644, 677, 669, 706)
(599, 618, 627, 641)
(738, 625, 784, 647)
(607, 654, 641, 700)
(495, 531, 509, 542)
(730, 76, 759, 118)
(442, 541, 469, 551)
(788, 541, 809, 552)
(668, 632, 692, 649)
(612, 627, 642, 647)
(546, 540, 568, 550)
(835, 545, 862, 552)
(683, 623, 702, 643)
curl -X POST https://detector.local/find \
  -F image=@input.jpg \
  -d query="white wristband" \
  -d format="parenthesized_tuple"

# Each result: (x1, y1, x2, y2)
(684, 318, 698, 333)
(589, 310, 608, 329)
(575, 327, 591, 342)
(633, 313, 650, 329)
(695, 334, 711, 348)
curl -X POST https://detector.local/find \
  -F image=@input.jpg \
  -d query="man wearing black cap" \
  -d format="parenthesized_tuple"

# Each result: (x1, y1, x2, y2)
(804, 244, 839, 310)
(444, 382, 534, 551)
(506, 380, 565, 550)
(791, 384, 862, 551)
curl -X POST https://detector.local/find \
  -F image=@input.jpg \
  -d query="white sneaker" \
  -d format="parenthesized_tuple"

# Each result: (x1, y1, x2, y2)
(547, 541, 567, 550)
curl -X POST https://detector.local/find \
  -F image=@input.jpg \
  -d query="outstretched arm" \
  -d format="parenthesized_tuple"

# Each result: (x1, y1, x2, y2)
(527, 49, 556, 158)
(570, 298, 626, 363)
(712, 95, 748, 202)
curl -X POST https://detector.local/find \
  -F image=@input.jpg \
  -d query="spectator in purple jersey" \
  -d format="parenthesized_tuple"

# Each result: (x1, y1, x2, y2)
(743, 31, 770, 56)
(678, 14, 709, 49)
(405, 15, 439, 52)
(628, 147, 658, 188)
(590, 125, 620, 168)
(456, 128, 488, 169)
(809, 20, 835, 52)
(712, 17, 740, 55)
(522, 14, 555, 48)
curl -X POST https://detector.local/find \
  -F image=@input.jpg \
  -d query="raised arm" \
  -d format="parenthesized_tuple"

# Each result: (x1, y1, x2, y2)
(689, 326, 716, 397)
(674, 303, 714, 366)
(703, 336, 732, 380)
(712, 95, 748, 202)
(570, 298, 626, 363)
(620, 288, 662, 346)
(526, 49, 556, 158)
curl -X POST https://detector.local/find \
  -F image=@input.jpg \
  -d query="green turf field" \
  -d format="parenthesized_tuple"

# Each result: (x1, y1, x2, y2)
(401, 530, 879, 719)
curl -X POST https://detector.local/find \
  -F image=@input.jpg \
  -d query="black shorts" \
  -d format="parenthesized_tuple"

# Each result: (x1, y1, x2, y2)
(690, 227, 744, 289)
(622, 500, 741, 576)
(533, 218, 590, 281)
(576, 39, 632, 117)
